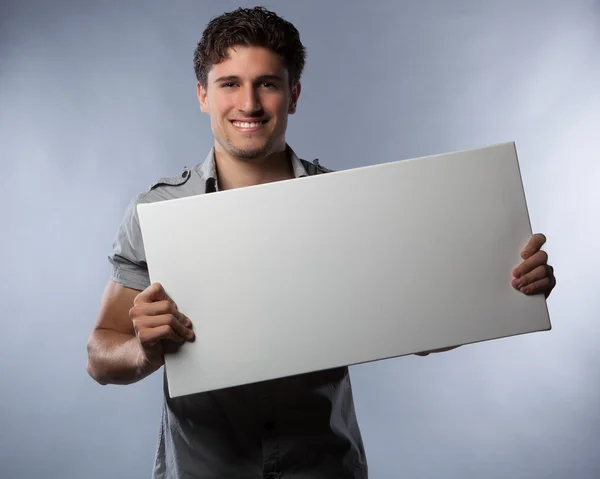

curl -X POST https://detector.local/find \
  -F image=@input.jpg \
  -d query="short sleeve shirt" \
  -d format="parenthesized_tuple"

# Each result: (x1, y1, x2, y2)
(108, 145, 368, 479)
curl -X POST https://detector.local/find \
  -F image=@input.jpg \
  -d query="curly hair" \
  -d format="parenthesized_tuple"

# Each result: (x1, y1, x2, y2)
(193, 6, 306, 89)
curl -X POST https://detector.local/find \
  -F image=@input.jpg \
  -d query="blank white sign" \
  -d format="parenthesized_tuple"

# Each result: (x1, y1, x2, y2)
(137, 142, 551, 398)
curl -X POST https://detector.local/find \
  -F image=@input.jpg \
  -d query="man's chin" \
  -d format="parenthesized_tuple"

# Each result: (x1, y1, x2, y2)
(227, 142, 272, 160)
(233, 149, 267, 160)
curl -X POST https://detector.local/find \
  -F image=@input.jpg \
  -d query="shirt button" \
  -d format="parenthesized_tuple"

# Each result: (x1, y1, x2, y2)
(264, 421, 275, 431)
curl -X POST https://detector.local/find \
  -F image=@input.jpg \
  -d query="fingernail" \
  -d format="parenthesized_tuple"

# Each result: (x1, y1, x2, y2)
(514, 270, 521, 278)
(512, 279, 520, 288)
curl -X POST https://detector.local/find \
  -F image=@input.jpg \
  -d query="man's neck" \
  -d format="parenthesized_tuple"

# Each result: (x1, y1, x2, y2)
(214, 144, 295, 190)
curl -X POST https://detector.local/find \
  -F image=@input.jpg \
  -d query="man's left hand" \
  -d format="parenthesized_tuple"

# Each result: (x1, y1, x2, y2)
(511, 233, 556, 298)
(416, 233, 556, 357)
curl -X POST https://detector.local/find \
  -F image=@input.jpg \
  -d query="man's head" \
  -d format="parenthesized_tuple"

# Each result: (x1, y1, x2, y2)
(194, 7, 306, 160)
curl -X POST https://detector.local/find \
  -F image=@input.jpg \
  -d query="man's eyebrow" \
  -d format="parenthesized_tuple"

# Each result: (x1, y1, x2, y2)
(256, 74, 284, 83)
(213, 74, 284, 84)
(213, 75, 240, 84)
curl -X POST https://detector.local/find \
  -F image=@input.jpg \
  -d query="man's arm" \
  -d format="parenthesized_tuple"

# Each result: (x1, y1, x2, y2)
(86, 281, 194, 385)
(86, 281, 147, 385)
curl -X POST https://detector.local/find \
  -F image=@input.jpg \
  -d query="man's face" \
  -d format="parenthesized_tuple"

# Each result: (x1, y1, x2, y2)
(197, 45, 301, 160)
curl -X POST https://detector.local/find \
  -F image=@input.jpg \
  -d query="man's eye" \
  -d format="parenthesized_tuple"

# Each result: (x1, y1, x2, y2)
(261, 82, 276, 89)
(221, 82, 237, 88)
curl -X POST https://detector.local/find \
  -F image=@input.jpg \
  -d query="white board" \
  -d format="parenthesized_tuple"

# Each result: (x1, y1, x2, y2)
(137, 142, 551, 398)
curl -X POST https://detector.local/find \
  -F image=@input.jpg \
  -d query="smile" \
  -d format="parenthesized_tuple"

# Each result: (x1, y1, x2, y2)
(230, 120, 268, 131)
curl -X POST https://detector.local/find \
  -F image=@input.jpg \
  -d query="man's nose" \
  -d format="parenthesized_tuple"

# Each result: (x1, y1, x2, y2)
(238, 85, 262, 115)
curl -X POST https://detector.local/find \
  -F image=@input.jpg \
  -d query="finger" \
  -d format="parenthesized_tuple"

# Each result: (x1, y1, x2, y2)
(513, 250, 548, 278)
(512, 265, 548, 289)
(544, 265, 556, 298)
(547, 273, 556, 297)
(415, 346, 460, 356)
(131, 300, 192, 327)
(521, 233, 547, 260)
(138, 324, 185, 345)
(519, 277, 552, 296)
(133, 314, 195, 342)
(134, 282, 169, 305)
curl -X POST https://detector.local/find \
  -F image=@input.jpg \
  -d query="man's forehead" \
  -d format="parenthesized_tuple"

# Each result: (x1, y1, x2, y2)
(208, 45, 288, 79)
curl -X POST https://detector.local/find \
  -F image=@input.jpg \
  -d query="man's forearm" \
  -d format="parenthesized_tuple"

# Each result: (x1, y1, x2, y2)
(86, 329, 159, 385)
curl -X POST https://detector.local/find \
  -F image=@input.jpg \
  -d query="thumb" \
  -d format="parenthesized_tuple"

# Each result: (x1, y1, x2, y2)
(135, 282, 169, 305)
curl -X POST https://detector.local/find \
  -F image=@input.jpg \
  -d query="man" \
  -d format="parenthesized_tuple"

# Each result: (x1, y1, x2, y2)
(86, 6, 556, 479)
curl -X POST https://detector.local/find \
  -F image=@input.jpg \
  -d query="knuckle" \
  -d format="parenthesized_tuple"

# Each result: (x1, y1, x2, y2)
(535, 265, 546, 279)
(160, 324, 172, 336)
(153, 325, 169, 341)
(133, 292, 143, 306)
(129, 305, 140, 319)
(159, 300, 170, 312)
(137, 328, 150, 343)
(168, 326, 181, 341)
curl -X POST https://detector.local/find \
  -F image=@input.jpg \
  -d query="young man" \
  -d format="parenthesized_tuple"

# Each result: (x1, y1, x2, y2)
(86, 7, 556, 479)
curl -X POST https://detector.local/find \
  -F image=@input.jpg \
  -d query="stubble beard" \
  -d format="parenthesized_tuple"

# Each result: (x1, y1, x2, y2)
(222, 133, 274, 160)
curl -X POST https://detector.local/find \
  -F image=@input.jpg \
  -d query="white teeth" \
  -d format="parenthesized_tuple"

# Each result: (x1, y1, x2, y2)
(233, 121, 262, 128)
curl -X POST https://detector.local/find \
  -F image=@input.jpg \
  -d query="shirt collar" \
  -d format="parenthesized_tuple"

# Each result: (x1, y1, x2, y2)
(288, 145, 309, 178)
(199, 144, 308, 192)
(199, 148, 219, 192)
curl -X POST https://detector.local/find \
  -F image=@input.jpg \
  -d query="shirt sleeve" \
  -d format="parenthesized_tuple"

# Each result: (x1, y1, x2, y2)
(108, 196, 151, 291)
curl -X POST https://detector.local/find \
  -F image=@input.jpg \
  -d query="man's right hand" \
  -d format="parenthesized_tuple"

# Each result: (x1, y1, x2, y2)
(130, 282, 195, 369)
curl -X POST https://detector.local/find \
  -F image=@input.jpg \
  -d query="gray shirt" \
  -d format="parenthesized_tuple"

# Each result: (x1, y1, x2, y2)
(108, 145, 369, 479)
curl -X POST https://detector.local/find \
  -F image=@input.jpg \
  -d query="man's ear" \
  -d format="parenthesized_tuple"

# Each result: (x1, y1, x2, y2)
(288, 82, 302, 114)
(197, 81, 209, 113)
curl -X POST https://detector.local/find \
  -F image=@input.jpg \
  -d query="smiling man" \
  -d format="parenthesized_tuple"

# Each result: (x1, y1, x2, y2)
(86, 6, 556, 479)
(196, 42, 301, 191)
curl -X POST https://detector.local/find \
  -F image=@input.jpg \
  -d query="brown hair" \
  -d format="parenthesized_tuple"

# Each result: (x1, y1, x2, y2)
(193, 6, 306, 89)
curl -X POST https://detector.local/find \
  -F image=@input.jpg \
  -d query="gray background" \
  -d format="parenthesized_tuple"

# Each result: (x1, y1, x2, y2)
(1, 0, 598, 478)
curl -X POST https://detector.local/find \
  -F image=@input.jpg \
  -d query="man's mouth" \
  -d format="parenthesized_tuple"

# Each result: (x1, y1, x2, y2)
(230, 119, 269, 131)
